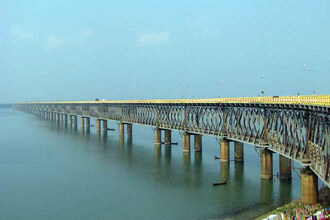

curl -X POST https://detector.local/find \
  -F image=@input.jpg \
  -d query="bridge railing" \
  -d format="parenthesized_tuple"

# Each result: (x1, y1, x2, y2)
(14, 94, 330, 106)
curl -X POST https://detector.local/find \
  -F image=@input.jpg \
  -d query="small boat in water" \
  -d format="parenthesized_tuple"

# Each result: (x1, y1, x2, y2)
(212, 180, 227, 186)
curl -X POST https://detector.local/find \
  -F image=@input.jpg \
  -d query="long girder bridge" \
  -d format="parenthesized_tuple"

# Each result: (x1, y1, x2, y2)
(14, 95, 330, 204)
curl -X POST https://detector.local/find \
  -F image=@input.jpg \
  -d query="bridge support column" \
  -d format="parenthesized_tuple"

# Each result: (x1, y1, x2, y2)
(80, 117, 85, 131)
(119, 123, 124, 136)
(103, 120, 107, 135)
(52, 112, 56, 121)
(154, 127, 161, 145)
(86, 117, 90, 133)
(301, 167, 318, 205)
(194, 134, 202, 152)
(261, 148, 273, 180)
(279, 155, 291, 180)
(127, 124, 132, 137)
(182, 132, 190, 152)
(220, 138, 230, 162)
(96, 119, 101, 135)
(234, 142, 244, 162)
(164, 130, 171, 145)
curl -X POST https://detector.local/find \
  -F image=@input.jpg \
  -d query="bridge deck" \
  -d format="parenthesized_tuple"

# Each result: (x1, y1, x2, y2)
(17, 95, 330, 106)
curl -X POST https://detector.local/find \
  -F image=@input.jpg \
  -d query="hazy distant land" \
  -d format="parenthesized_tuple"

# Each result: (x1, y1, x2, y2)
(0, 104, 12, 108)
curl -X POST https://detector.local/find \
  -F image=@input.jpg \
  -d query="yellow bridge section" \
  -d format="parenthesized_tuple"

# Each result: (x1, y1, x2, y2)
(19, 95, 330, 106)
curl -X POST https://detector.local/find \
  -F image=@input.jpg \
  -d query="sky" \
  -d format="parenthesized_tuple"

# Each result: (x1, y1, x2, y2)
(0, 0, 329, 103)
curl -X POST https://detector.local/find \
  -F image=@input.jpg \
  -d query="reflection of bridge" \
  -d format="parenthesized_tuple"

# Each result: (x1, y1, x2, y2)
(14, 95, 330, 204)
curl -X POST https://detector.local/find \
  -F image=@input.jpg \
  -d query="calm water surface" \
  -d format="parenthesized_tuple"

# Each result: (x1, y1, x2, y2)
(0, 108, 302, 219)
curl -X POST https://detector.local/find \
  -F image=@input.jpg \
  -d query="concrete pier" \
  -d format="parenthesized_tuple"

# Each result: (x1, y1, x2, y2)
(279, 155, 291, 180)
(261, 148, 273, 180)
(86, 117, 90, 133)
(234, 142, 244, 162)
(301, 167, 318, 205)
(102, 120, 107, 135)
(194, 134, 202, 152)
(119, 123, 124, 136)
(96, 119, 101, 135)
(182, 132, 190, 152)
(80, 117, 85, 131)
(52, 112, 56, 121)
(220, 138, 230, 162)
(164, 130, 171, 145)
(127, 124, 132, 137)
(154, 127, 161, 145)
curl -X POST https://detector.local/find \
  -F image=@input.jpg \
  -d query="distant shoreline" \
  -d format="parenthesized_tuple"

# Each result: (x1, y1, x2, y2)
(0, 104, 13, 108)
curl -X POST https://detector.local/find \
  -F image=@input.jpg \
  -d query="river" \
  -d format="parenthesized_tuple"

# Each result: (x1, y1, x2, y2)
(0, 107, 303, 219)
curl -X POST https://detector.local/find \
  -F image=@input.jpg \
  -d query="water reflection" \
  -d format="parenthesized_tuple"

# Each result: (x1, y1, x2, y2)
(260, 179, 274, 205)
(154, 144, 161, 159)
(127, 137, 132, 147)
(194, 152, 202, 167)
(183, 152, 191, 185)
(234, 162, 244, 182)
(31, 112, 299, 219)
(126, 137, 133, 160)
(220, 162, 229, 182)
(164, 144, 171, 159)
(194, 152, 202, 187)
(234, 162, 245, 198)
(97, 135, 108, 147)
(279, 180, 292, 204)
(119, 136, 124, 147)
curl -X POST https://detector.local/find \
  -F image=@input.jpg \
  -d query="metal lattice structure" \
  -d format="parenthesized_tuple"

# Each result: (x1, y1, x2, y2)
(14, 96, 330, 186)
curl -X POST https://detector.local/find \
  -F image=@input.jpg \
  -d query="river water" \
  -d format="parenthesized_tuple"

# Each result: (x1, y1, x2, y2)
(1, 107, 304, 219)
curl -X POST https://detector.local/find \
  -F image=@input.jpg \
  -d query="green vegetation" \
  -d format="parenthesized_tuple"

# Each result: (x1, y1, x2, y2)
(256, 201, 329, 220)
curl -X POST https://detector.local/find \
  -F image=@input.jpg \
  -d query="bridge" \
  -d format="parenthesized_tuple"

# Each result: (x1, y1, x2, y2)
(14, 95, 330, 205)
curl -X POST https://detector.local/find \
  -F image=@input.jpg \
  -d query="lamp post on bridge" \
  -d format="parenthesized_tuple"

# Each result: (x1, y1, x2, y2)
(260, 74, 265, 96)
(306, 67, 315, 95)
(182, 83, 186, 99)
(217, 80, 223, 98)
(300, 64, 316, 95)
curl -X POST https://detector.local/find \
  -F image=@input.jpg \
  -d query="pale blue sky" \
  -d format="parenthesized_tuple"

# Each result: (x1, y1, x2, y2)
(1, 0, 329, 103)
